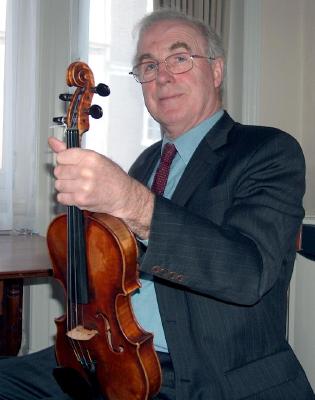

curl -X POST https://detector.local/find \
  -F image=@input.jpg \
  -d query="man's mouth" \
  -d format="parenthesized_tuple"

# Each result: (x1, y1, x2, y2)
(159, 93, 183, 102)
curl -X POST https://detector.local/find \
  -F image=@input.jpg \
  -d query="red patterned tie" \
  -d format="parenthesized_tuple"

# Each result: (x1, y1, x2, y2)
(151, 143, 177, 196)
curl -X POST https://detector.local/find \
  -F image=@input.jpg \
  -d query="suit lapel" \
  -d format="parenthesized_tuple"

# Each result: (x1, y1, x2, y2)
(130, 141, 162, 185)
(171, 112, 235, 206)
(130, 112, 235, 207)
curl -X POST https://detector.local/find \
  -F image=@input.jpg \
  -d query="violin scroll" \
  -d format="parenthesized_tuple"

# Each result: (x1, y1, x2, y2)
(53, 61, 110, 136)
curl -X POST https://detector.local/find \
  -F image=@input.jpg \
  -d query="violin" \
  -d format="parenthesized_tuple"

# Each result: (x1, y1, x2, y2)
(47, 61, 161, 400)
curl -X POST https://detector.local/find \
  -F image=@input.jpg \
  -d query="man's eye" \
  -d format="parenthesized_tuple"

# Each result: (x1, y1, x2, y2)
(143, 62, 157, 73)
(174, 54, 188, 63)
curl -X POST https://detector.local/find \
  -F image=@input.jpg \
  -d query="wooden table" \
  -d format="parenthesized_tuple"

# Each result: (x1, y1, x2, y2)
(0, 234, 52, 355)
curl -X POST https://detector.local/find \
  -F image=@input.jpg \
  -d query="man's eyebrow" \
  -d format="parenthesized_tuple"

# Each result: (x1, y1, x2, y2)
(169, 41, 192, 52)
(136, 53, 156, 64)
(136, 42, 192, 64)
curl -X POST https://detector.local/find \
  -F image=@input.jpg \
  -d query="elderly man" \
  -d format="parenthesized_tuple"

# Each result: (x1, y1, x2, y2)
(0, 9, 313, 400)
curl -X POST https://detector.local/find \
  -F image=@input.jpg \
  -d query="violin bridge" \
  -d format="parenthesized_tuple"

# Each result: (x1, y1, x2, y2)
(66, 325, 98, 341)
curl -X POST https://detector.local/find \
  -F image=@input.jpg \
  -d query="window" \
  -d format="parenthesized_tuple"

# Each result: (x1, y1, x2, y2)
(86, 0, 161, 171)
(0, 0, 6, 168)
(142, 109, 161, 147)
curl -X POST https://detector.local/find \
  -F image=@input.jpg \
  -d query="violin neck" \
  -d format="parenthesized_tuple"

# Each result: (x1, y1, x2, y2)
(66, 128, 80, 148)
(66, 128, 89, 305)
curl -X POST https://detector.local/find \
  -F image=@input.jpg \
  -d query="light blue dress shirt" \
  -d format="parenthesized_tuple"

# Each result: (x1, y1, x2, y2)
(131, 110, 224, 352)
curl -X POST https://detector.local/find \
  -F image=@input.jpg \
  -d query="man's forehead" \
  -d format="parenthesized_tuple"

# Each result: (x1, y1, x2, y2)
(136, 21, 203, 60)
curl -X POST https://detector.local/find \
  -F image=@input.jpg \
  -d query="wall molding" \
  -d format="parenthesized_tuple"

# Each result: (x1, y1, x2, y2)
(242, 0, 262, 124)
(303, 215, 315, 224)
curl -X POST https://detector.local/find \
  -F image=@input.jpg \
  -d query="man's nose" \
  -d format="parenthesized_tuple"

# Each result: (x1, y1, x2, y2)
(155, 61, 174, 84)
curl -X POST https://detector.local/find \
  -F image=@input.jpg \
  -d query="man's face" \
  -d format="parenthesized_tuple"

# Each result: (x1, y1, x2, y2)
(136, 20, 224, 139)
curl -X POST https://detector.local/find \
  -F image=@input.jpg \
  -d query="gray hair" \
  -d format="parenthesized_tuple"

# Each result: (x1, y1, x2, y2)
(133, 9, 225, 65)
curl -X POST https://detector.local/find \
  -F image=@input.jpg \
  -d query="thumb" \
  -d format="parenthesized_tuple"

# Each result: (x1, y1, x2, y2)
(48, 136, 67, 153)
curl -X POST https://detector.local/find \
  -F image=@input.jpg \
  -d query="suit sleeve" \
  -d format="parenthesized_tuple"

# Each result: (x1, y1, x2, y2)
(139, 131, 305, 305)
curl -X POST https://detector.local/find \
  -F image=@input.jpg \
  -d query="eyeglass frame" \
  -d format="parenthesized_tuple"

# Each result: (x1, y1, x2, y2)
(129, 52, 215, 84)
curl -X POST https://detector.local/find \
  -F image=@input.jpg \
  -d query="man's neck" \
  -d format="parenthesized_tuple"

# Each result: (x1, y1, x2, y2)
(163, 105, 223, 140)
(161, 101, 222, 140)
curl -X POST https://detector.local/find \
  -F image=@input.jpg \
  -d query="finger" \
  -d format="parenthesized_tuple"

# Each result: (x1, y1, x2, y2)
(56, 187, 95, 209)
(56, 147, 92, 166)
(56, 192, 76, 206)
(48, 136, 67, 153)
(48, 137, 87, 166)
(54, 164, 81, 179)
(55, 176, 91, 194)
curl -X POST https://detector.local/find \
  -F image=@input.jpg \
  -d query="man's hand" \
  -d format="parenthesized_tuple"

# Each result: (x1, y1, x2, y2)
(48, 136, 154, 239)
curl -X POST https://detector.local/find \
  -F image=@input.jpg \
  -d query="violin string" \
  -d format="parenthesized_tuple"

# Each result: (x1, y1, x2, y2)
(66, 130, 78, 333)
(70, 96, 77, 128)
(66, 130, 71, 333)
(67, 137, 72, 331)
(67, 110, 93, 368)
(77, 341, 91, 369)
(70, 338, 87, 367)
(66, 131, 81, 365)
(72, 130, 79, 329)
(77, 208, 85, 328)
(66, 203, 72, 332)
(74, 205, 80, 327)
(75, 130, 83, 330)
(70, 89, 82, 128)
(68, 128, 88, 366)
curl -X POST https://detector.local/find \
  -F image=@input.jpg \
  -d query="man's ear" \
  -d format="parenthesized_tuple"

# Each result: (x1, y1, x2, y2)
(211, 57, 224, 89)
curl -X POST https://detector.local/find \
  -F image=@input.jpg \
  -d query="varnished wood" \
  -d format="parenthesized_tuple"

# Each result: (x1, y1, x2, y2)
(0, 279, 23, 355)
(0, 234, 52, 279)
(48, 61, 161, 399)
(0, 234, 52, 355)
(48, 212, 162, 400)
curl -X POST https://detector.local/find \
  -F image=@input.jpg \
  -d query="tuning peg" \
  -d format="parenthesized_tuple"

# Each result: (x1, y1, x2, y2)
(89, 105, 103, 119)
(53, 116, 66, 125)
(59, 93, 73, 101)
(92, 83, 110, 97)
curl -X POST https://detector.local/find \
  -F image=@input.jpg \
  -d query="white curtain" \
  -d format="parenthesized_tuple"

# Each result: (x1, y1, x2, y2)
(0, 0, 39, 231)
(153, 0, 230, 43)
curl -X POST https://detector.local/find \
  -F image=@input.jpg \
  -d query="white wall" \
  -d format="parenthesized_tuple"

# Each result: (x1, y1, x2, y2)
(294, 4, 315, 385)
(300, 0, 315, 215)
(290, 244, 315, 389)
(258, 0, 315, 216)
(247, 0, 315, 389)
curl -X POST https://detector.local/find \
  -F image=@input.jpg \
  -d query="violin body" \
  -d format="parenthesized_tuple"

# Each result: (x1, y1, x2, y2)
(47, 211, 161, 399)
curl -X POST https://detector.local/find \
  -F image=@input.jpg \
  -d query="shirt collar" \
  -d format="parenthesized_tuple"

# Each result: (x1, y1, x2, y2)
(162, 109, 224, 165)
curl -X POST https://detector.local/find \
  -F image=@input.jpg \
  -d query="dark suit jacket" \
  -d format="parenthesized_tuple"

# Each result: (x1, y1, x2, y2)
(129, 112, 314, 399)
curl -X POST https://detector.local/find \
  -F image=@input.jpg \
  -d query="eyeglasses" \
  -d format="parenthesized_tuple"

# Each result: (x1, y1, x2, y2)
(129, 52, 214, 83)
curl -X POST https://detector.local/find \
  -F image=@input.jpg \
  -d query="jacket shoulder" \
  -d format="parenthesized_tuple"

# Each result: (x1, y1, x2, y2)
(229, 121, 302, 150)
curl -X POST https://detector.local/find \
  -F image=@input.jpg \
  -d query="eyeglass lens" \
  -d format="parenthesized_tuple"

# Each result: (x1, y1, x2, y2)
(134, 53, 193, 83)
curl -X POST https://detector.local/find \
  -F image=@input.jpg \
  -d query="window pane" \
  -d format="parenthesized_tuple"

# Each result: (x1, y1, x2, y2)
(87, 0, 160, 172)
